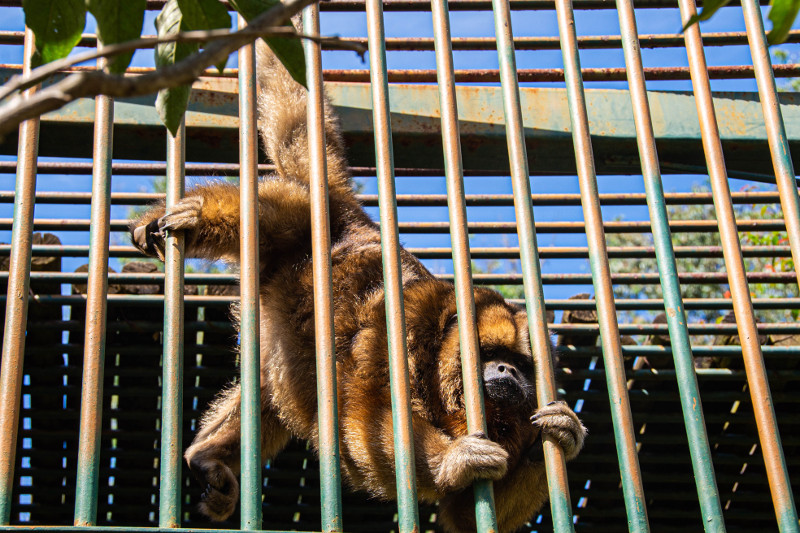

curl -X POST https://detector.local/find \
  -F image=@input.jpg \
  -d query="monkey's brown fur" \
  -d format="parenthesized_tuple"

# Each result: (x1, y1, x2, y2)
(131, 40, 586, 533)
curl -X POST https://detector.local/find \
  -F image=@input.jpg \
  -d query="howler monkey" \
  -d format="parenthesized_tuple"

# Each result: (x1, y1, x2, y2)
(131, 39, 586, 533)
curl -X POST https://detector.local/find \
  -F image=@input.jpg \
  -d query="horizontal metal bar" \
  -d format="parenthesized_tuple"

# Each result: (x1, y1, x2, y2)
(3, 217, 788, 234)
(7, 29, 799, 51)
(6, 269, 795, 286)
(5, 243, 793, 260)
(6, 62, 800, 82)
(9, 288, 800, 311)
(0, 190, 784, 207)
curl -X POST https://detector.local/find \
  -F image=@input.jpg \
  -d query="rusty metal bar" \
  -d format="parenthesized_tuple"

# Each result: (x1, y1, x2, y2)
(12, 63, 800, 83)
(73, 53, 115, 527)
(491, 0, 575, 529)
(0, 217, 791, 235)
(0, 190, 785, 208)
(740, 0, 800, 298)
(237, 17, 263, 531)
(678, 1, 799, 530)
(615, 1, 726, 529)
(430, 0, 499, 529)
(364, 0, 421, 530)
(158, 120, 186, 528)
(320, 64, 800, 83)
(554, 0, 651, 529)
(304, 7, 344, 531)
(0, 28, 39, 525)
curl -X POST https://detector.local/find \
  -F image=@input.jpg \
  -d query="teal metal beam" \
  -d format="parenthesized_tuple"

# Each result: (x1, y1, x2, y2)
(1, 69, 798, 177)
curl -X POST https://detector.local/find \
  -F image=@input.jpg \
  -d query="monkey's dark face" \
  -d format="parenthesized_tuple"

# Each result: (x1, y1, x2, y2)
(482, 349, 535, 405)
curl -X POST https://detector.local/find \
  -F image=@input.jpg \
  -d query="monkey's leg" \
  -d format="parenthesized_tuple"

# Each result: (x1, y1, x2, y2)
(130, 178, 313, 265)
(185, 383, 291, 521)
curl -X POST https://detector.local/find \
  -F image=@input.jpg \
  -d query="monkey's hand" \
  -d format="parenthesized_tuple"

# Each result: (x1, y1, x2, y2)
(130, 196, 203, 260)
(528, 400, 587, 462)
(434, 431, 509, 492)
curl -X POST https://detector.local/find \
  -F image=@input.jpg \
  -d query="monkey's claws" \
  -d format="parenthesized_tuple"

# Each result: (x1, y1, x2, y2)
(435, 432, 509, 492)
(529, 400, 587, 461)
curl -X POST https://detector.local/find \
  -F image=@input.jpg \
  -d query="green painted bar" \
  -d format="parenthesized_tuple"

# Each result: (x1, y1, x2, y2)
(364, 0, 421, 530)
(490, 0, 576, 530)
(613, 1, 727, 531)
(430, 0, 499, 529)
(158, 121, 186, 528)
(553, 0, 651, 530)
(237, 20, 263, 531)
(304, 8, 344, 531)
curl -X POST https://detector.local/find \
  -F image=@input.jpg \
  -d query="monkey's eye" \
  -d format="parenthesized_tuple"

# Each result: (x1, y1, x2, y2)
(445, 313, 458, 331)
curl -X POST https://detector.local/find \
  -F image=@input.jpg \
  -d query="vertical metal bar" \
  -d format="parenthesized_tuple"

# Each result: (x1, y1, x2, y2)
(490, 0, 575, 530)
(553, 0, 651, 530)
(158, 119, 185, 528)
(0, 27, 39, 525)
(364, 1, 421, 531)
(73, 52, 115, 527)
(740, 0, 800, 288)
(303, 7, 344, 532)
(614, 2, 726, 531)
(238, 16, 263, 531)
(429, 0, 499, 530)
(678, 3, 799, 530)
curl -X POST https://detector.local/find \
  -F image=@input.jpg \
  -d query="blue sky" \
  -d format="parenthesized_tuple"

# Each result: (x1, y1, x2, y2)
(0, 2, 793, 300)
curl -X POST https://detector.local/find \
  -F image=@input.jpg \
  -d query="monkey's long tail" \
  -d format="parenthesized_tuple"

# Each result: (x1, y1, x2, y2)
(255, 38, 353, 200)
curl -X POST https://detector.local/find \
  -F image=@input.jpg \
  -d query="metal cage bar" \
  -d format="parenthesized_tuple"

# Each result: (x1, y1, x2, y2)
(430, 0, 500, 529)
(490, 0, 576, 530)
(304, 7, 345, 531)
(0, 28, 40, 525)
(677, 1, 800, 530)
(553, 0, 651, 530)
(364, 1, 422, 531)
(158, 120, 186, 528)
(614, 1, 727, 531)
(73, 54, 115, 527)
(237, 21, 264, 532)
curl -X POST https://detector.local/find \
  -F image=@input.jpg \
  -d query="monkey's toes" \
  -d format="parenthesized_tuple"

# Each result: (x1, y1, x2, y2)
(159, 196, 203, 232)
(436, 432, 509, 492)
(531, 400, 587, 460)
(198, 479, 239, 522)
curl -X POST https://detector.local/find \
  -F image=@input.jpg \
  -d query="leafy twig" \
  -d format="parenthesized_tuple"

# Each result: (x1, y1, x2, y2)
(0, 0, 317, 138)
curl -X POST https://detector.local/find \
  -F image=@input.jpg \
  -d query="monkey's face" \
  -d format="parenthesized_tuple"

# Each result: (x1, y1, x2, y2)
(482, 350, 535, 406)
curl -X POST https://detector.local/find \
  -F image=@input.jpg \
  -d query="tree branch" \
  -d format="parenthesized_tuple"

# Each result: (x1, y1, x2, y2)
(0, 26, 366, 102)
(0, 0, 324, 138)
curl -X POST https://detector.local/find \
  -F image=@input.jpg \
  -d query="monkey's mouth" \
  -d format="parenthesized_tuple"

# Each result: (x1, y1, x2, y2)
(484, 378, 526, 405)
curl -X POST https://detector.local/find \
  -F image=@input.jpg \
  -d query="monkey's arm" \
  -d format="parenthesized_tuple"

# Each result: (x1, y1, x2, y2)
(130, 178, 313, 264)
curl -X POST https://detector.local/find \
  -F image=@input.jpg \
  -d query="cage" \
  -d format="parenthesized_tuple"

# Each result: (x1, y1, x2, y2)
(0, 0, 798, 531)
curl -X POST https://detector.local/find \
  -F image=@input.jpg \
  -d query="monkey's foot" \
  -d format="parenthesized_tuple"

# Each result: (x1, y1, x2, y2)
(131, 196, 203, 260)
(187, 452, 239, 521)
(529, 401, 587, 461)
(435, 432, 509, 492)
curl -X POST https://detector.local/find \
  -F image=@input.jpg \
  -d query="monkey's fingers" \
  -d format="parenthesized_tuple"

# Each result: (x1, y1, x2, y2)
(131, 218, 166, 261)
(531, 400, 587, 461)
(435, 432, 509, 492)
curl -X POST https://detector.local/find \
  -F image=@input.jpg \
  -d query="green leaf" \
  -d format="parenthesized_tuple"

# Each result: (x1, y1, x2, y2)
(681, 0, 732, 33)
(86, 0, 146, 74)
(228, 0, 307, 86)
(177, 0, 232, 72)
(23, 0, 87, 66)
(768, 0, 800, 44)
(155, 0, 199, 136)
